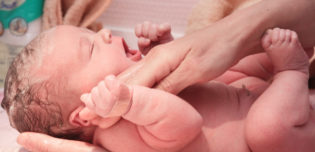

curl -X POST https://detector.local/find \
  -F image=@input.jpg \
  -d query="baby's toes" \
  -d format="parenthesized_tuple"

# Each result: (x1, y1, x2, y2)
(289, 30, 299, 44)
(262, 28, 309, 73)
(261, 29, 273, 49)
(262, 28, 294, 50)
(270, 28, 282, 45)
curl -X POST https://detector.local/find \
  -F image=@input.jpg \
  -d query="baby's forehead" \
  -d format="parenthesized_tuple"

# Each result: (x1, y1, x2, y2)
(54, 25, 89, 35)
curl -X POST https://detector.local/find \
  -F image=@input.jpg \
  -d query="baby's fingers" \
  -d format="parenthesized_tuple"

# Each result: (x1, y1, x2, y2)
(157, 23, 171, 37)
(95, 81, 116, 116)
(135, 21, 157, 39)
(80, 93, 94, 110)
(104, 75, 132, 116)
(135, 23, 143, 37)
(138, 37, 151, 54)
(148, 23, 158, 41)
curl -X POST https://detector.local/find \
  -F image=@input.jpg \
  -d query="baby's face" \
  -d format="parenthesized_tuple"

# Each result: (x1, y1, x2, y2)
(33, 25, 141, 122)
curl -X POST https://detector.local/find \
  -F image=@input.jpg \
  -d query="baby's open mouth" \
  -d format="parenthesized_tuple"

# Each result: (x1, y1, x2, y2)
(122, 38, 137, 57)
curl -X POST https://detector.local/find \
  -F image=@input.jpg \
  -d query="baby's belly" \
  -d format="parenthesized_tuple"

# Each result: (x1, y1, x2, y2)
(179, 82, 259, 152)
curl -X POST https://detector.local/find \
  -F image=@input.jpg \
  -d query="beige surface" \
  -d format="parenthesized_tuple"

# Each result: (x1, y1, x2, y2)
(0, 89, 28, 152)
(0, 42, 23, 88)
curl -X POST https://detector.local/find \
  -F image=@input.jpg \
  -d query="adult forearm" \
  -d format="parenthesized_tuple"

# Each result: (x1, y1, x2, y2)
(220, 0, 315, 60)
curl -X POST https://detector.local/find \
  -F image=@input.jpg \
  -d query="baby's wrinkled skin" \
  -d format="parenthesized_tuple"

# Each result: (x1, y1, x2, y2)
(24, 25, 315, 152)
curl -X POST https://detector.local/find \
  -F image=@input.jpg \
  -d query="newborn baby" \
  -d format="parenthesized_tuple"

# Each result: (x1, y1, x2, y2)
(1, 22, 315, 152)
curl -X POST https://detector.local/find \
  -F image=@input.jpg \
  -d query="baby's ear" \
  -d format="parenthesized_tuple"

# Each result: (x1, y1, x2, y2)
(69, 106, 91, 127)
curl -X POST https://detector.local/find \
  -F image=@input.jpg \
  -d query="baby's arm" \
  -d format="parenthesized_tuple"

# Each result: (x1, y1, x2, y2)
(81, 75, 202, 151)
(246, 28, 315, 152)
(135, 21, 174, 55)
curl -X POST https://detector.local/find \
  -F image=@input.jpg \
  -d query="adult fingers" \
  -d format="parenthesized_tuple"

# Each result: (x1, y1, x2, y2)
(155, 56, 202, 94)
(118, 42, 190, 91)
(17, 132, 107, 152)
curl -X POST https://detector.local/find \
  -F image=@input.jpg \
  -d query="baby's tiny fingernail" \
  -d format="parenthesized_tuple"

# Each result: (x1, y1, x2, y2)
(160, 23, 170, 29)
(106, 75, 116, 80)
(80, 94, 88, 101)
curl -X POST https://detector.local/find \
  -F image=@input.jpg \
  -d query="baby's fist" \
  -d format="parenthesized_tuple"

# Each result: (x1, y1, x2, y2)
(135, 21, 173, 55)
(80, 75, 133, 118)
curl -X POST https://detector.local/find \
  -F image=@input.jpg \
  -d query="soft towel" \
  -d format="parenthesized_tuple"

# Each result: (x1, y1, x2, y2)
(42, 0, 111, 32)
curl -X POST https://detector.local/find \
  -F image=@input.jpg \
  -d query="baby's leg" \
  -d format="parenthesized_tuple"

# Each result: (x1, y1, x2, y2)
(246, 28, 312, 152)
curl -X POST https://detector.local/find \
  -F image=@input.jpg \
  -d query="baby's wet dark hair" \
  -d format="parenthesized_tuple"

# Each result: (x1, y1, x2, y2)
(1, 33, 83, 140)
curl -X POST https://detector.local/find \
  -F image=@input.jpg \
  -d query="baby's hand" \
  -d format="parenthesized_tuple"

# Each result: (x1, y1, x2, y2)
(80, 75, 132, 118)
(135, 21, 173, 55)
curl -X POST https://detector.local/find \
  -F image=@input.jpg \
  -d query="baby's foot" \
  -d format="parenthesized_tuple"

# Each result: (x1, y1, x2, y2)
(135, 21, 173, 54)
(261, 28, 309, 74)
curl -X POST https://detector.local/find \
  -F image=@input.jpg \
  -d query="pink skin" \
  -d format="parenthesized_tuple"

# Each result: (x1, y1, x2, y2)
(80, 27, 315, 152)
(135, 21, 173, 55)
(16, 24, 315, 151)
(27, 25, 142, 133)
(16, 0, 315, 151)
(246, 28, 315, 152)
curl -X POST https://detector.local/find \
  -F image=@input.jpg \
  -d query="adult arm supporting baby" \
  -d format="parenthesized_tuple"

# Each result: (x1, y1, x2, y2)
(120, 0, 315, 94)
(17, 132, 107, 152)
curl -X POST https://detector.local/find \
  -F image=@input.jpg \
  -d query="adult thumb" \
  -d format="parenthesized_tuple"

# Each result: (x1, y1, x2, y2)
(119, 48, 179, 87)
(17, 132, 107, 152)
(155, 58, 201, 94)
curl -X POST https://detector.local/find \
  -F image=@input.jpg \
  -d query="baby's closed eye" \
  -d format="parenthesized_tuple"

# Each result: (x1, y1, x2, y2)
(79, 37, 94, 60)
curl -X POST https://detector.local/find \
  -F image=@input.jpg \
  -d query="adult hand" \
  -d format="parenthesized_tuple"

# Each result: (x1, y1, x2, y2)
(17, 132, 107, 152)
(119, 24, 245, 94)
(119, 0, 315, 94)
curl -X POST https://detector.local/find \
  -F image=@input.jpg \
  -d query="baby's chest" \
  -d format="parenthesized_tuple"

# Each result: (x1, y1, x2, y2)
(181, 83, 257, 121)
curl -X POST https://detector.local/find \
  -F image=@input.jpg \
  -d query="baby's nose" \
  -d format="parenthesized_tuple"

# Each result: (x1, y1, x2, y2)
(98, 29, 112, 43)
